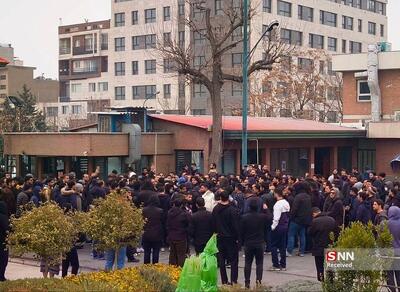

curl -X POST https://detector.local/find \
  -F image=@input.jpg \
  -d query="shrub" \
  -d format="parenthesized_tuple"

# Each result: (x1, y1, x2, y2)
(7, 202, 78, 274)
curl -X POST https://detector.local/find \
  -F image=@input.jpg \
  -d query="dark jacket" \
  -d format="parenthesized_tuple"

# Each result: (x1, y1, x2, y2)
(166, 206, 190, 242)
(356, 200, 372, 225)
(0, 187, 16, 216)
(374, 210, 388, 226)
(212, 203, 240, 240)
(290, 192, 312, 226)
(189, 207, 213, 246)
(323, 197, 344, 228)
(243, 195, 262, 214)
(16, 191, 29, 218)
(136, 190, 158, 208)
(142, 197, 164, 243)
(309, 213, 336, 256)
(0, 202, 9, 249)
(240, 209, 272, 246)
(261, 192, 276, 213)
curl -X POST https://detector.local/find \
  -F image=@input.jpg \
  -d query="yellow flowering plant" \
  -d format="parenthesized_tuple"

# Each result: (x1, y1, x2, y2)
(80, 191, 145, 254)
(7, 202, 78, 275)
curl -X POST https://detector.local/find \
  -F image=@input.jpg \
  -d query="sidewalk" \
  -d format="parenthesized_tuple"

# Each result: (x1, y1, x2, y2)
(9, 244, 321, 290)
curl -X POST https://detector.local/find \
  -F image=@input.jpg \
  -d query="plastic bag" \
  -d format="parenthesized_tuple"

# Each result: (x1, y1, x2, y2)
(199, 234, 219, 292)
(175, 235, 219, 292)
(175, 255, 202, 292)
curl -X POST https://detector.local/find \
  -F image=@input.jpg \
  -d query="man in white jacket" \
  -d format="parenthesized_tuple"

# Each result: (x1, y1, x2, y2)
(200, 183, 216, 212)
(270, 185, 290, 271)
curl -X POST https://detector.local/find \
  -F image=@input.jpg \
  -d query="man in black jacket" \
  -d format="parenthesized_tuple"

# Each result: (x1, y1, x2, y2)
(167, 198, 190, 267)
(308, 207, 336, 282)
(287, 182, 312, 257)
(240, 197, 272, 288)
(212, 191, 240, 285)
(189, 197, 213, 255)
(0, 202, 8, 281)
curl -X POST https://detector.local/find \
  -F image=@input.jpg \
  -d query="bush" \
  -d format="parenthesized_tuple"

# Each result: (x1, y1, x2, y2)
(324, 222, 393, 292)
(0, 278, 117, 291)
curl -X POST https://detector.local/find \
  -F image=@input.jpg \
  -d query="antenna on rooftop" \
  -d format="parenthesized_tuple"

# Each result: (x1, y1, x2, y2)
(84, 18, 89, 23)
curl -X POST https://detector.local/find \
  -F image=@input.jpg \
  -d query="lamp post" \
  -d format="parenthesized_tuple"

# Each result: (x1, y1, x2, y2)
(241, 14, 279, 168)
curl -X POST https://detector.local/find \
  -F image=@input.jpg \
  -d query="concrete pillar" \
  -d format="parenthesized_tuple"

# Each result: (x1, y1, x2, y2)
(36, 157, 43, 179)
(64, 157, 72, 174)
(332, 146, 338, 171)
(310, 147, 315, 176)
(235, 149, 241, 174)
(88, 157, 94, 175)
(352, 146, 358, 169)
(264, 147, 271, 170)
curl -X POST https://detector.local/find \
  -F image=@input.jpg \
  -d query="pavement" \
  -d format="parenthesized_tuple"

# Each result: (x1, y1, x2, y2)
(8, 244, 321, 290)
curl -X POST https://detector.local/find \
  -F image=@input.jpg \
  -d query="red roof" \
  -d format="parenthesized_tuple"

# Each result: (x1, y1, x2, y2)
(0, 57, 9, 64)
(150, 114, 362, 132)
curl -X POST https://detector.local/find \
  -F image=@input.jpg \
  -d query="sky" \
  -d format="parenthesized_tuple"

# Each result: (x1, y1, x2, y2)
(0, 0, 399, 79)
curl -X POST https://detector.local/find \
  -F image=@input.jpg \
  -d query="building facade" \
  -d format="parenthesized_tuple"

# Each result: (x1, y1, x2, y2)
(104, 0, 387, 116)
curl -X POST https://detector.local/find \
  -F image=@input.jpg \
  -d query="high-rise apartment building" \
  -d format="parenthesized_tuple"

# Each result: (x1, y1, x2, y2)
(60, 0, 388, 117)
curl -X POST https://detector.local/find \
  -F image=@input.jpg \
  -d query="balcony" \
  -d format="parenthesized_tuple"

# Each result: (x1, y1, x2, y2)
(72, 46, 98, 56)
(59, 47, 71, 55)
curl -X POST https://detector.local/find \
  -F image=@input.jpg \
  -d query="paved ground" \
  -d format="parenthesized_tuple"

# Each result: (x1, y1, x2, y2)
(8, 244, 321, 290)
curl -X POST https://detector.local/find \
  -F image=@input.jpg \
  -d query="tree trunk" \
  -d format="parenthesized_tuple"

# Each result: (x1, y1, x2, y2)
(209, 82, 223, 172)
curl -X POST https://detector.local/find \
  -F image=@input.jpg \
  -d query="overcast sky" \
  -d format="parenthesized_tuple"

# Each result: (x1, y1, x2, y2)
(0, 0, 399, 79)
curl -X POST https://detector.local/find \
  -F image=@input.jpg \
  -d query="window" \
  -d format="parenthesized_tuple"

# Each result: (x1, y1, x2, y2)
(194, 55, 206, 68)
(349, 41, 362, 53)
(192, 3, 205, 18)
(342, 16, 353, 30)
(98, 82, 108, 92)
(145, 60, 156, 74)
(71, 83, 82, 93)
(380, 24, 384, 37)
(101, 33, 108, 50)
(89, 83, 96, 92)
(327, 111, 337, 123)
(327, 86, 336, 100)
(163, 58, 173, 73)
(115, 62, 126, 76)
(232, 26, 243, 41)
(215, 0, 223, 14)
(192, 109, 206, 115)
(163, 32, 171, 46)
(164, 6, 170, 21)
(132, 11, 138, 25)
(298, 5, 313, 22)
(328, 37, 337, 52)
(163, 84, 171, 98)
(72, 105, 82, 114)
(0, 75, 6, 80)
(232, 83, 242, 96)
(376, 1, 386, 15)
(368, 22, 376, 35)
(46, 107, 58, 117)
(231, 53, 242, 67)
(114, 37, 125, 51)
(72, 60, 98, 73)
(145, 8, 156, 23)
(178, 3, 185, 16)
(298, 58, 313, 71)
(145, 34, 156, 49)
(178, 31, 185, 47)
(358, 19, 362, 32)
(280, 29, 302, 45)
(194, 30, 206, 45)
(309, 34, 324, 49)
(132, 36, 140, 50)
(0, 85, 5, 90)
(279, 108, 291, 117)
(145, 85, 157, 98)
(115, 86, 126, 100)
(132, 61, 139, 75)
(342, 39, 347, 53)
(62, 106, 68, 115)
(277, 1, 291, 17)
(320, 11, 337, 27)
(319, 61, 325, 74)
(194, 84, 207, 98)
(114, 12, 125, 27)
(263, 0, 271, 13)
(179, 82, 185, 98)
(357, 80, 371, 101)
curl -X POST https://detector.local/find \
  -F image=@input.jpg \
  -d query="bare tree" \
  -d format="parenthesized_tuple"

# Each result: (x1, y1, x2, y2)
(249, 49, 343, 122)
(156, 0, 293, 168)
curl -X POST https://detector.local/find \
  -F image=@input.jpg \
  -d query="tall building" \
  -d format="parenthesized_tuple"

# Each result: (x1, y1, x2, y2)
(59, 0, 388, 117)
(57, 20, 111, 129)
(0, 43, 58, 106)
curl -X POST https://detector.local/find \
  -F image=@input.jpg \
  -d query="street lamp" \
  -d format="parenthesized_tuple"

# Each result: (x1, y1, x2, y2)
(241, 12, 279, 168)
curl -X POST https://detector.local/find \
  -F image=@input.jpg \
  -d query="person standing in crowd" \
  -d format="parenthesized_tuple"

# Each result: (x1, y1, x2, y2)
(372, 199, 388, 226)
(166, 198, 190, 267)
(387, 206, 400, 292)
(322, 188, 344, 239)
(308, 207, 336, 282)
(142, 195, 164, 264)
(0, 202, 9, 281)
(356, 192, 372, 225)
(200, 183, 216, 212)
(270, 186, 290, 271)
(189, 197, 213, 255)
(287, 182, 312, 257)
(240, 197, 272, 288)
(212, 191, 240, 285)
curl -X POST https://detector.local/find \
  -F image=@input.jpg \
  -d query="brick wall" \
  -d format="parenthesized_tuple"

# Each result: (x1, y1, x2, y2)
(375, 139, 400, 179)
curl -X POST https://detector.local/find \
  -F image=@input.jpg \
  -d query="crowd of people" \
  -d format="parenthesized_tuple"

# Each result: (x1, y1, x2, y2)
(0, 163, 399, 290)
